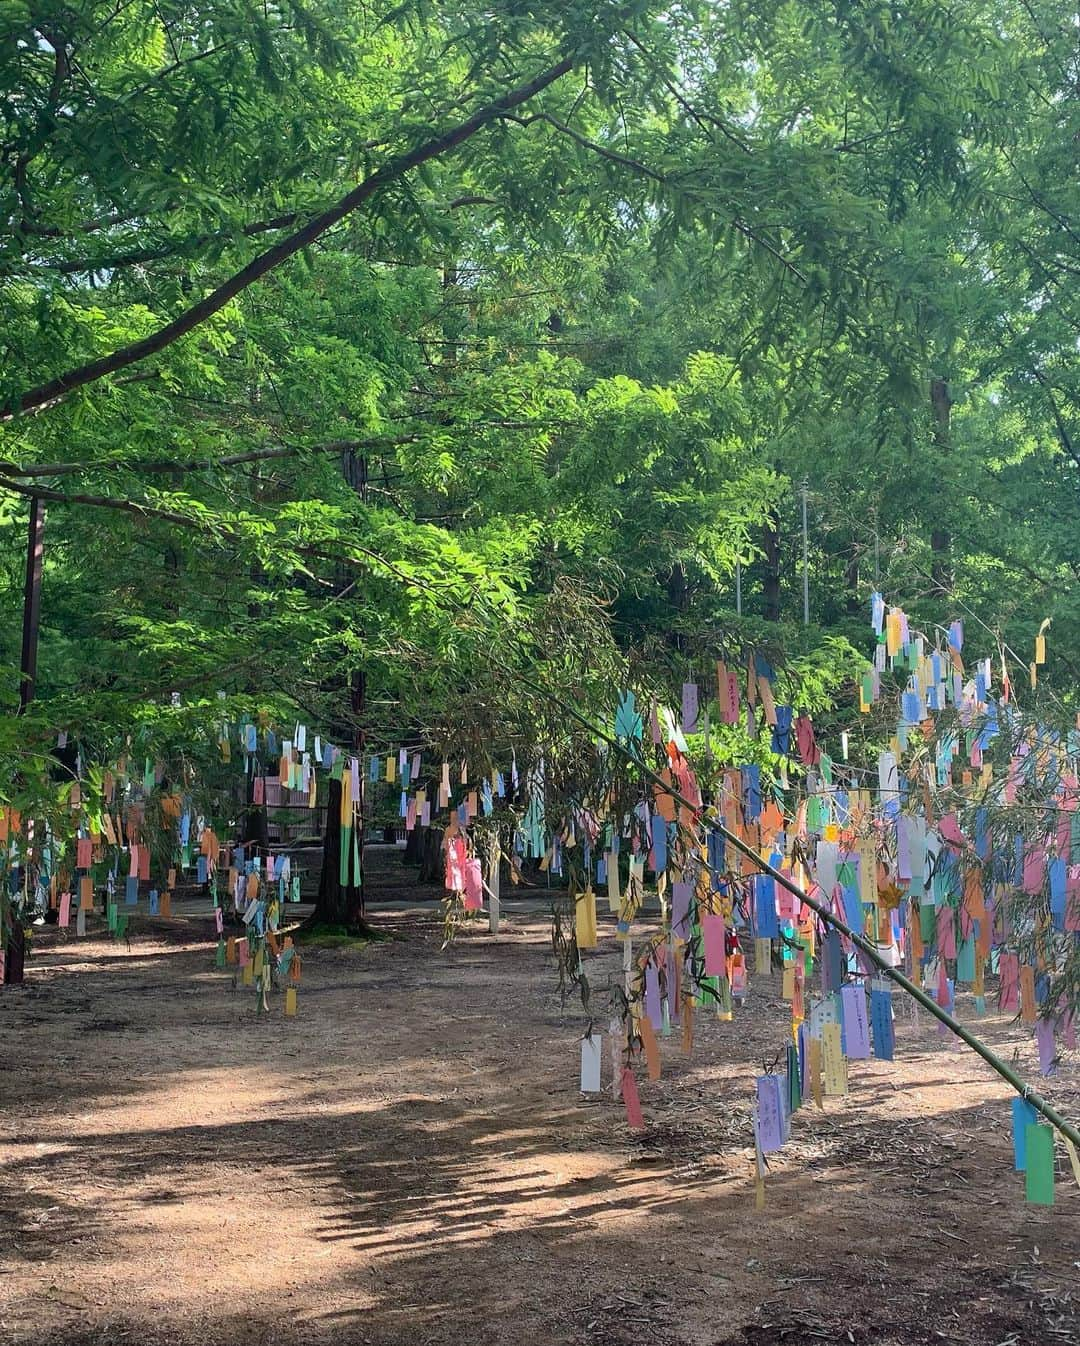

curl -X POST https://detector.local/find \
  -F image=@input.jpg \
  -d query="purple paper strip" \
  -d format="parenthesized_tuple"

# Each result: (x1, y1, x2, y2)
(671, 880, 692, 943)
(644, 963, 662, 1029)
(1035, 1018, 1057, 1076)
(682, 682, 699, 733)
(841, 983, 871, 1059)
(666, 943, 680, 1023)
(755, 1075, 786, 1153)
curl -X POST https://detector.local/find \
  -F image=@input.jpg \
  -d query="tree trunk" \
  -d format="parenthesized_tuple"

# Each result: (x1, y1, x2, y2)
(403, 823, 423, 865)
(312, 777, 365, 928)
(667, 559, 688, 613)
(310, 667, 367, 930)
(415, 827, 443, 883)
(2, 918, 25, 984)
(844, 545, 861, 617)
(350, 666, 366, 913)
(929, 376, 952, 593)
(242, 476, 270, 858)
(762, 515, 781, 621)
(242, 768, 270, 854)
(666, 560, 688, 651)
(308, 446, 369, 930)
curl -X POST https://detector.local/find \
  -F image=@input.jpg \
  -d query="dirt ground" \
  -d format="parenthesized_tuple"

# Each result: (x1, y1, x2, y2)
(1, 852, 1078, 1346)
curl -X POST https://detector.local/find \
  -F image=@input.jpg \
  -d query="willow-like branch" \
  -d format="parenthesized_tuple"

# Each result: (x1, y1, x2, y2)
(2, 55, 575, 421)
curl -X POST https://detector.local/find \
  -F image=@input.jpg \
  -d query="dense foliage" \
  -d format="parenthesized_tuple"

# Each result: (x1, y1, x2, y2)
(2, 0, 1079, 832)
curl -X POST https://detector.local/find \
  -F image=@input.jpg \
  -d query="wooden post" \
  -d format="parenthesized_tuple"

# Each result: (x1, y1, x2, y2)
(800, 477, 810, 626)
(18, 495, 45, 712)
(351, 666, 366, 921)
(487, 842, 501, 934)
(5, 497, 42, 983)
(929, 376, 953, 592)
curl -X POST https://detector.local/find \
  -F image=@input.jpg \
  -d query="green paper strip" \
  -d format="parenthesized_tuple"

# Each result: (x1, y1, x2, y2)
(1025, 1124, 1055, 1205)
(787, 1043, 802, 1113)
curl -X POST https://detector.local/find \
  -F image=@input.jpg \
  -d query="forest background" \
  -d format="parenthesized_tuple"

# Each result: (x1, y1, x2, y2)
(3, 0, 1080, 877)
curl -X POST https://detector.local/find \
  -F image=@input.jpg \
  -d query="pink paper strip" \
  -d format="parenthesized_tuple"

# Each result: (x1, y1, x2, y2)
(936, 904, 956, 959)
(622, 1069, 644, 1129)
(702, 914, 726, 977)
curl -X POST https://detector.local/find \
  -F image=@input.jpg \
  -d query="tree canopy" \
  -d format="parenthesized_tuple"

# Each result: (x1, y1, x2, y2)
(3, 0, 1080, 888)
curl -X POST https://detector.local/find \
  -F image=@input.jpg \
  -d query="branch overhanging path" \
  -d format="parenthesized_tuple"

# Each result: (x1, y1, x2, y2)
(8, 442, 1077, 1147)
(7, 100, 1075, 1150)
(1, 56, 575, 422)
(10, 453, 1070, 1147)
(511, 670, 1080, 1151)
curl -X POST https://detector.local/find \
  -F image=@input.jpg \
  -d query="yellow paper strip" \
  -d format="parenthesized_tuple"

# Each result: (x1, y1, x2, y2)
(822, 1022, 848, 1096)
(809, 1037, 824, 1109)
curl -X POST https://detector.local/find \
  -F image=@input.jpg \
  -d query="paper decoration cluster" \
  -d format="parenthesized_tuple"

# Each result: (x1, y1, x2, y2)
(571, 603, 1078, 1208)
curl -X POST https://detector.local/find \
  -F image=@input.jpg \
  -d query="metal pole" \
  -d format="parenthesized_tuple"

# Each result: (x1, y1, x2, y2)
(735, 560, 742, 616)
(18, 495, 45, 712)
(801, 477, 809, 626)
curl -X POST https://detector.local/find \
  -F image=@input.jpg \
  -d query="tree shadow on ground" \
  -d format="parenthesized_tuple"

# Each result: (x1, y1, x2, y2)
(2, 909, 1078, 1346)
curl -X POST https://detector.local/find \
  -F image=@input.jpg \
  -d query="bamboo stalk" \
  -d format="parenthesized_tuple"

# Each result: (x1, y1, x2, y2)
(522, 674, 1080, 1149)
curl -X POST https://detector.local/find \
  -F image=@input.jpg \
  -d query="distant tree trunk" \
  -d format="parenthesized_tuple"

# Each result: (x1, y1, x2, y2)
(667, 560, 688, 612)
(351, 662, 366, 911)
(309, 448, 370, 930)
(312, 779, 365, 928)
(930, 376, 952, 593)
(2, 919, 24, 984)
(442, 260, 461, 365)
(242, 768, 270, 854)
(417, 823, 441, 888)
(666, 560, 688, 651)
(403, 774, 439, 877)
(404, 825, 423, 865)
(844, 546, 861, 616)
(310, 667, 367, 930)
(415, 827, 443, 883)
(242, 473, 271, 858)
(762, 515, 781, 621)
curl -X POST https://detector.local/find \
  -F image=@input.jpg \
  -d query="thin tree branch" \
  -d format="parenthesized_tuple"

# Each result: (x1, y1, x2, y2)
(0, 475, 201, 527)
(9, 194, 487, 277)
(117, 40, 238, 103)
(500, 111, 664, 180)
(499, 111, 804, 280)
(0, 420, 561, 479)
(0, 436, 417, 478)
(619, 29, 751, 153)
(3, 55, 575, 421)
(0, 473, 482, 601)
(1029, 364, 1080, 474)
